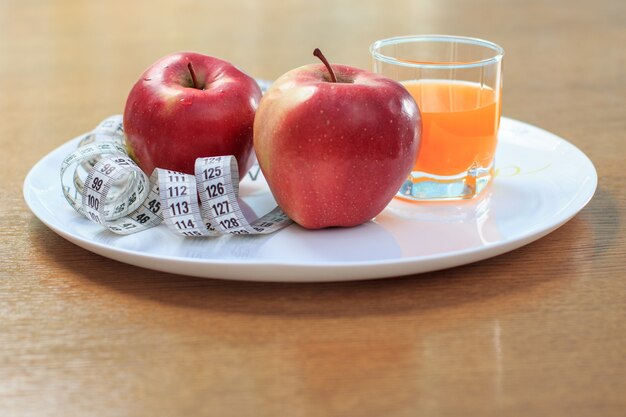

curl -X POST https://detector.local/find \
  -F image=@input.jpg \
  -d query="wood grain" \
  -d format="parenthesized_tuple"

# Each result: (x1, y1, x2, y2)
(1, 0, 625, 416)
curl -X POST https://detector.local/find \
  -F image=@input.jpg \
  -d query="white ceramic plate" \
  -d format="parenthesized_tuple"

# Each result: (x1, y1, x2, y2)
(24, 117, 597, 282)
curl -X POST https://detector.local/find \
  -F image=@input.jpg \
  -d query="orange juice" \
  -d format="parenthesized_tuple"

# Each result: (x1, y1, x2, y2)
(402, 80, 500, 176)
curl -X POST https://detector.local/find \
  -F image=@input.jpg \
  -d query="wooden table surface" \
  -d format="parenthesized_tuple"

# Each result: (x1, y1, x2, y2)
(1, 0, 625, 416)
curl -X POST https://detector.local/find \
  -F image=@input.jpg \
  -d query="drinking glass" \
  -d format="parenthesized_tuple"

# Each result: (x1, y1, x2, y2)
(370, 35, 504, 200)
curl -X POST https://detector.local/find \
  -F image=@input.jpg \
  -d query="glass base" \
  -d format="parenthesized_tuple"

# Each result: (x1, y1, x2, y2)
(396, 164, 494, 201)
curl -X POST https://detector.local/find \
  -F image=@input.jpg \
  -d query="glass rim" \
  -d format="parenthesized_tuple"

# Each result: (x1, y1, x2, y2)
(369, 35, 504, 70)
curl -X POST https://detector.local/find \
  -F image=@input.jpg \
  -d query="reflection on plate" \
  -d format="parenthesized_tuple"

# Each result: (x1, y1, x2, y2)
(23, 117, 597, 282)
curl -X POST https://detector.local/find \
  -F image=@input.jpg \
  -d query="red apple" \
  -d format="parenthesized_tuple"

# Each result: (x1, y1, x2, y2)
(254, 49, 421, 229)
(124, 52, 262, 179)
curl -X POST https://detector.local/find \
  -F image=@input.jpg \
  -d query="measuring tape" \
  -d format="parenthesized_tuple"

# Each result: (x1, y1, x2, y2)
(61, 115, 292, 236)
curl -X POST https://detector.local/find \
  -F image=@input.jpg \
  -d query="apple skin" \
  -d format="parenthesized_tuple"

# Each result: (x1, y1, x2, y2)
(254, 63, 421, 229)
(123, 52, 262, 179)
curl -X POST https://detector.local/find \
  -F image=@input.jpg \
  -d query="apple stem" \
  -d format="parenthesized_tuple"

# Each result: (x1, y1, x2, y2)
(187, 62, 200, 89)
(313, 48, 337, 83)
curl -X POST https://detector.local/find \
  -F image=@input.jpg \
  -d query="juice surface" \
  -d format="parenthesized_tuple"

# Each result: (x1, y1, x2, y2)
(402, 80, 500, 176)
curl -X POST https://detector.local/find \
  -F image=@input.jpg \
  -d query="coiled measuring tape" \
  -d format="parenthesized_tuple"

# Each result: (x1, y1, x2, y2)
(61, 115, 292, 236)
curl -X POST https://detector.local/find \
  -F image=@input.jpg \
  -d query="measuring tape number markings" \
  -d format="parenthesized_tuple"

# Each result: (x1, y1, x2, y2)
(61, 115, 292, 236)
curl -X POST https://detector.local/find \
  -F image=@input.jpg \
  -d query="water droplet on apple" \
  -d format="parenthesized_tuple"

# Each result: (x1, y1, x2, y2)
(143, 77, 152, 81)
